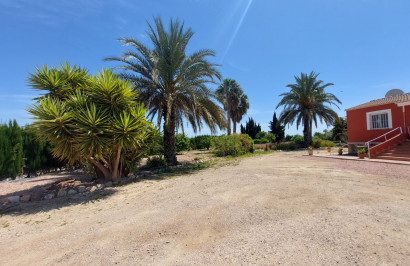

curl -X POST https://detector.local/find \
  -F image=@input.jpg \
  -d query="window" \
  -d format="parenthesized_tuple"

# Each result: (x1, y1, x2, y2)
(366, 109, 392, 130)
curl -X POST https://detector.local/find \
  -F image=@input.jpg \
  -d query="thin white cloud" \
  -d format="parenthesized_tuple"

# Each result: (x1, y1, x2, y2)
(0, 0, 105, 26)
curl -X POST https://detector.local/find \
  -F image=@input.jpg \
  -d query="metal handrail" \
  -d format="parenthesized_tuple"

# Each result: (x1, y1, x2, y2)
(365, 127, 403, 159)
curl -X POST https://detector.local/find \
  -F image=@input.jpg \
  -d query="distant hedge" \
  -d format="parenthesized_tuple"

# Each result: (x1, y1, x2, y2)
(0, 121, 64, 180)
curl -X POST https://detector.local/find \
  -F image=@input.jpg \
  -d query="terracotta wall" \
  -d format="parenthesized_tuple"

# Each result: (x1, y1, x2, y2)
(406, 105, 410, 134)
(346, 103, 406, 143)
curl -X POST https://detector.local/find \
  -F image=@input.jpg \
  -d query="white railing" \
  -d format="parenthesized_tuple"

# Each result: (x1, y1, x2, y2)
(365, 127, 402, 159)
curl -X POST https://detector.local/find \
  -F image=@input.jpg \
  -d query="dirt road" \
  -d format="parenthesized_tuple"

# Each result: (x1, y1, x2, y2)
(1, 152, 409, 265)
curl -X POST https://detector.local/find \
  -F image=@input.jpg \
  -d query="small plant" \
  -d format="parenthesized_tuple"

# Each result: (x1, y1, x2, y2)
(338, 148, 343, 155)
(308, 146, 313, 150)
(357, 149, 367, 154)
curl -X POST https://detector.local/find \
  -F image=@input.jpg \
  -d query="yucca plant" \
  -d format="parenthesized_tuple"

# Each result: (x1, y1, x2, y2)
(276, 71, 341, 147)
(28, 65, 154, 183)
(105, 17, 225, 165)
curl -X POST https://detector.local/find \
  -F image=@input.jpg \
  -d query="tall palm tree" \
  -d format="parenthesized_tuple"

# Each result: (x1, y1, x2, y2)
(231, 94, 249, 133)
(216, 79, 247, 135)
(105, 17, 225, 165)
(276, 71, 341, 147)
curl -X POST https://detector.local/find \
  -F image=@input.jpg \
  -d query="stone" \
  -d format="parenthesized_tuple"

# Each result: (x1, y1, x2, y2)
(67, 189, 77, 195)
(44, 193, 54, 200)
(8, 195, 20, 204)
(57, 189, 67, 197)
(89, 186, 97, 192)
(78, 186, 86, 193)
(105, 181, 113, 187)
(31, 194, 42, 201)
(20, 194, 31, 202)
(96, 184, 105, 189)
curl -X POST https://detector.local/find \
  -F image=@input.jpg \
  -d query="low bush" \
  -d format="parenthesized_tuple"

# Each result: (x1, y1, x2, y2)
(146, 156, 168, 169)
(146, 135, 164, 156)
(190, 135, 212, 150)
(212, 134, 254, 157)
(312, 137, 336, 148)
(291, 135, 305, 146)
(254, 138, 269, 144)
(239, 134, 255, 153)
(255, 131, 267, 139)
(266, 133, 276, 143)
(175, 134, 191, 152)
(272, 142, 298, 151)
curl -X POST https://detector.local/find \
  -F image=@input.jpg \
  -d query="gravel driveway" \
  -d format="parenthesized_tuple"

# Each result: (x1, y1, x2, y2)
(0, 151, 409, 265)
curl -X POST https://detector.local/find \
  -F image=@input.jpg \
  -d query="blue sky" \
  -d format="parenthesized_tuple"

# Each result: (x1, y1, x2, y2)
(1, 0, 410, 136)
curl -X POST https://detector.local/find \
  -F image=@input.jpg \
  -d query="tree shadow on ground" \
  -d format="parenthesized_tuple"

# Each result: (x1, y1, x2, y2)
(0, 160, 212, 216)
(0, 171, 117, 216)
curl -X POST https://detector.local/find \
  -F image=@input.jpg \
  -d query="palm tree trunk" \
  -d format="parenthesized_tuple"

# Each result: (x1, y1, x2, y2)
(303, 117, 312, 147)
(163, 109, 177, 166)
(227, 112, 231, 135)
(232, 119, 237, 134)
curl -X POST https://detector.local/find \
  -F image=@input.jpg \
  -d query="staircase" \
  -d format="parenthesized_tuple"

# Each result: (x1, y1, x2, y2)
(373, 139, 410, 162)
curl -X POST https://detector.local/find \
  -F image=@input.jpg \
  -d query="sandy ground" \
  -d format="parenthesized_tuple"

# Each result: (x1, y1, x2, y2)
(0, 151, 409, 265)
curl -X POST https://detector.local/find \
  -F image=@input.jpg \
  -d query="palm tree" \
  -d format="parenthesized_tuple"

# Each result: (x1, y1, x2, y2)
(231, 94, 249, 133)
(28, 65, 154, 183)
(216, 79, 248, 135)
(105, 17, 225, 165)
(276, 71, 341, 147)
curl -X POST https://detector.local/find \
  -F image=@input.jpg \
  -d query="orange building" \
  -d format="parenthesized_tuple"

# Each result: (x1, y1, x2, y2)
(346, 90, 410, 160)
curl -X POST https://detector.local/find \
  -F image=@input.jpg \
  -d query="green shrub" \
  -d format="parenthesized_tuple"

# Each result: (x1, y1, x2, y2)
(285, 135, 293, 141)
(175, 134, 191, 152)
(273, 142, 298, 151)
(146, 156, 168, 169)
(266, 133, 276, 143)
(321, 140, 336, 148)
(146, 135, 164, 156)
(190, 135, 212, 150)
(312, 137, 336, 148)
(291, 135, 304, 146)
(254, 138, 269, 144)
(212, 134, 254, 157)
(239, 134, 254, 153)
(255, 131, 267, 139)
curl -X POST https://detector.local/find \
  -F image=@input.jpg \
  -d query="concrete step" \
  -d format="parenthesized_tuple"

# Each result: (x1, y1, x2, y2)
(373, 155, 410, 162)
(387, 148, 410, 152)
(379, 153, 410, 158)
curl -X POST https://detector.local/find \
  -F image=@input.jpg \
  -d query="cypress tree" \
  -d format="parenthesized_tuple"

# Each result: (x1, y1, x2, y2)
(269, 112, 285, 142)
(0, 120, 23, 179)
(240, 117, 261, 139)
(22, 127, 47, 177)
